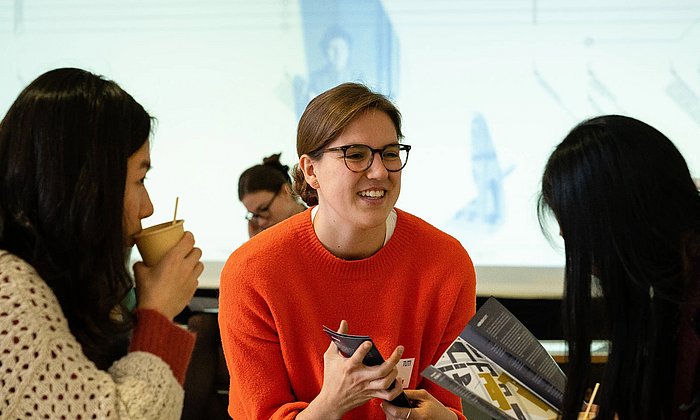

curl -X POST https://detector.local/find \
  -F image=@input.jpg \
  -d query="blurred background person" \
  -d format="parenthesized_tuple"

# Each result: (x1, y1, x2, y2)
(238, 153, 306, 237)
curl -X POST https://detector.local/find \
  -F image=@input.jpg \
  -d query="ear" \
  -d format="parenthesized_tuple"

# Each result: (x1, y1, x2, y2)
(299, 154, 320, 190)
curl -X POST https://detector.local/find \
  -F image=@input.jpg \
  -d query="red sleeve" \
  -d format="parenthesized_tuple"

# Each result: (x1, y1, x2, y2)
(419, 250, 476, 420)
(449, 407, 468, 420)
(129, 308, 195, 385)
(219, 256, 307, 419)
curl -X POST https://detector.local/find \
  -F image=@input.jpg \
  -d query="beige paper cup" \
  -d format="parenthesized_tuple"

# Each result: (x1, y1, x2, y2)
(135, 220, 185, 266)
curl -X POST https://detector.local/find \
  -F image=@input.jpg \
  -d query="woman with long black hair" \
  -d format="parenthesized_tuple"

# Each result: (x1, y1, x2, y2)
(538, 115, 700, 419)
(0, 68, 203, 419)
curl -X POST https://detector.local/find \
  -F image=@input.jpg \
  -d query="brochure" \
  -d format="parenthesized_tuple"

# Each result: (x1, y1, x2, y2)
(421, 297, 567, 420)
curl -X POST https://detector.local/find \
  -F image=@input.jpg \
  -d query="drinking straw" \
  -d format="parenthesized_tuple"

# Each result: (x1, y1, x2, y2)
(583, 382, 600, 420)
(173, 196, 179, 224)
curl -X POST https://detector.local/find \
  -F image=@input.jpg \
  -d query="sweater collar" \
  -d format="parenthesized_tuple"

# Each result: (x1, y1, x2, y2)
(292, 207, 413, 278)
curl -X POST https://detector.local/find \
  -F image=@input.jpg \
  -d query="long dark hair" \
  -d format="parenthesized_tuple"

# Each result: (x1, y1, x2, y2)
(0, 68, 153, 369)
(538, 115, 700, 419)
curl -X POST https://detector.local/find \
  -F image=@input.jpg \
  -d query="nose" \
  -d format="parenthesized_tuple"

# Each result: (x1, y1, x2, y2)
(257, 217, 272, 229)
(248, 221, 263, 238)
(365, 151, 389, 179)
(141, 189, 154, 220)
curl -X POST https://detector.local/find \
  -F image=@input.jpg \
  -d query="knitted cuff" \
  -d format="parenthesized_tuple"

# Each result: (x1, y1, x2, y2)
(129, 308, 195, 385)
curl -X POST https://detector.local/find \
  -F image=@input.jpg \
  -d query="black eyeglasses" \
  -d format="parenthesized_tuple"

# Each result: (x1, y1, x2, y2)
(320, 143, 411, 173)
(244, 187, 281, 221)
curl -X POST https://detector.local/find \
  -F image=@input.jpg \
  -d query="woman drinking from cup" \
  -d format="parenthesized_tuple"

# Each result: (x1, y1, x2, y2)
(0, 68, 203, 419)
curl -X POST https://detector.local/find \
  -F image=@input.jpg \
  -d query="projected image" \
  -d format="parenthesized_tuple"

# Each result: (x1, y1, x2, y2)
(667, 68, 700, 125)
(2, 0, 700, 271)
(453, 114, 513, 229)
(13, 0, 23, 33)
(292, 0, 400, 117)
(665, 23, 700, 126)
(292, 26, 359, 116)
(586, 67, 625, 115)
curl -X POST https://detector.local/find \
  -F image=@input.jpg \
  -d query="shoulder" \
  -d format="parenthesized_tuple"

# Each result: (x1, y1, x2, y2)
(0, 251, 72, 347)
(0, 250, 39, 281)
(391, 210, 476, 313)
(391, 209, 475, 289)
(225, 212, 305, 264)
(0, 251, 65, 321)
(392, 209, 475, 288)
(220, 210, 311, 287)
(394, 209, 470, 257)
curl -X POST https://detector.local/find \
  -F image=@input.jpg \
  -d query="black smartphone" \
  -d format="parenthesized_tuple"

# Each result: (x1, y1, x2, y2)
(322, 325, 412, 408)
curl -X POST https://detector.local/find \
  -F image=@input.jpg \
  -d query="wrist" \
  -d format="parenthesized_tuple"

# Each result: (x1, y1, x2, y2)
(136, 303, 175, 321)
(299, 394, 342, 420)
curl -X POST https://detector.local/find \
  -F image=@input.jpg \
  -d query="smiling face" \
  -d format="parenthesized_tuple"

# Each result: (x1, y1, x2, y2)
(301, 109, 401, 233)
(123, 140, 154, 247)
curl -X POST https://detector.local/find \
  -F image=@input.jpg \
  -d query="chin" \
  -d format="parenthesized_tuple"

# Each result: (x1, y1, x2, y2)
(357, 210, 390, 227)
(123, 235, 136, 248)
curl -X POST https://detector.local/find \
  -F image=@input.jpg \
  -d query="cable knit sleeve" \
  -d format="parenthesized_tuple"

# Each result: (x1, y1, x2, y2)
(0, 252, 190, 419)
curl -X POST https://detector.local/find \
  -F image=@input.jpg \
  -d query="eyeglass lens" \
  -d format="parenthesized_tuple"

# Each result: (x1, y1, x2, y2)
(343, 144, 409, 172)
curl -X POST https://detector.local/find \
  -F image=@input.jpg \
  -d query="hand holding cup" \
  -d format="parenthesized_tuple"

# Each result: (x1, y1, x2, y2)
(135, 220, 186, 266)
(133, 220, 202, 320)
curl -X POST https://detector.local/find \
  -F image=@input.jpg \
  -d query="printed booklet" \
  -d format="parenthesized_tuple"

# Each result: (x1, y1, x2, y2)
(421, 297, 567, 420)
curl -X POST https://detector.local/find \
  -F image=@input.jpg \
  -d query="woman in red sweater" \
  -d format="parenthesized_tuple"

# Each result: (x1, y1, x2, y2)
(219, 83, 476, 419)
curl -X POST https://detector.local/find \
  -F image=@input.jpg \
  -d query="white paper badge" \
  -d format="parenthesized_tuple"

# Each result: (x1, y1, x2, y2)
(396, 358, 415, 388)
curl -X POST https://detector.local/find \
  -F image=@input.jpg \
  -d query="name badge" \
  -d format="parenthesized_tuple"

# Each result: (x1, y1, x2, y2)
(396, 358, 415, 388)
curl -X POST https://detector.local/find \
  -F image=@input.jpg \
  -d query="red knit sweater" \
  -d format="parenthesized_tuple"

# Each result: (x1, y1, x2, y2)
(219, 208, 476, 419)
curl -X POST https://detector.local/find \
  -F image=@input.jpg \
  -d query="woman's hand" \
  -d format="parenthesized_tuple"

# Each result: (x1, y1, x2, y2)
(133, 231, 203, 320)
(300, 320, 405, 419)
(381, 389, 458, 420)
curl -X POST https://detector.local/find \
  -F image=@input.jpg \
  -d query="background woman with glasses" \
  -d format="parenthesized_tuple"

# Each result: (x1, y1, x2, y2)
(238, 153, 306, 237)
(220, 82, 476, 419)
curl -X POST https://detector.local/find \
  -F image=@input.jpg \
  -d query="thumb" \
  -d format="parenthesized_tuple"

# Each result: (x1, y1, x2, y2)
(325, 320, 349, 356)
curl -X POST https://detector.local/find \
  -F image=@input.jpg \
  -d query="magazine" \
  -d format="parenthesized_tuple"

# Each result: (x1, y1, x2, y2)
(421, 297, 566, 420)
(322, 325, 413, 408)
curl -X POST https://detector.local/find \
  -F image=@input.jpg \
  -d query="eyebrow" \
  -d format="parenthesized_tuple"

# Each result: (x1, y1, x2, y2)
(139, 160, 152, 171)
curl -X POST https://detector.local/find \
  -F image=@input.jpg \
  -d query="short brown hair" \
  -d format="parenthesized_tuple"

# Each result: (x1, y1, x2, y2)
(292, 82, 403, 205)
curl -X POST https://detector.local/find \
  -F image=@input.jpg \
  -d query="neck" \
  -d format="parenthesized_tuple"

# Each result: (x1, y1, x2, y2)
(313, 209, 386, 260)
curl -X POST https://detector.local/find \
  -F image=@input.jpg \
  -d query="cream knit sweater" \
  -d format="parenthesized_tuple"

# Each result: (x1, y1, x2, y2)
(0, 251, 184, 419)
